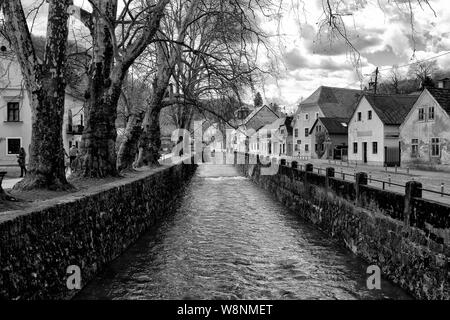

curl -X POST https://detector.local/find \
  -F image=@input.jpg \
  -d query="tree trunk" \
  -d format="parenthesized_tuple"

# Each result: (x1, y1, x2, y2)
(117, 112, 145, 171)
(135, 105, 163, 167)
(2, 0, 71, 190)
(78, 0, 169, 177)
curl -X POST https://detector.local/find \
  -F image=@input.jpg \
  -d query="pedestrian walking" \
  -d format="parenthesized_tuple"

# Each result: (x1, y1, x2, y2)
(17, 147, 27, 177)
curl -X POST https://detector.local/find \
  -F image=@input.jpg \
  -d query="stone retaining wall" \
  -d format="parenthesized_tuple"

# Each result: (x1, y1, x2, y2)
(236, 157, 450, 300)
(0, 162, 196, 300)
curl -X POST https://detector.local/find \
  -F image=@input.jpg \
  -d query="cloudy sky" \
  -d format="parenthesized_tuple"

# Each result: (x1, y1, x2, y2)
(19, 0, 450, 110)
(259, 0, 450, 110)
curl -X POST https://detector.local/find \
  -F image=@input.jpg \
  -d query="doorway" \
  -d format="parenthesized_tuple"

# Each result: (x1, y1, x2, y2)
(363, 142, 368, 163)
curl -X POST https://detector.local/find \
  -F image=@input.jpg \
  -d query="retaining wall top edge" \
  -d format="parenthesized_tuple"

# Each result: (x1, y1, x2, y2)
(0, 162, 188, 225)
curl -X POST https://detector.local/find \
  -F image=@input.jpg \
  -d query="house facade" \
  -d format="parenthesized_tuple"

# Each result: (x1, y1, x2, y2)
(0, 47, 84, 166)
(348, 94, 419, 166)
(309, 118, 348, 160)
(229, 105, 279, 153)
(292, 86, 361, 159)
(400, 88, 450, 168)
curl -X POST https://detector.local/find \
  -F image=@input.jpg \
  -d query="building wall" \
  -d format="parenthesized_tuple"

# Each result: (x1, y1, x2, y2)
(0, 59, 85, 165)
(293, 105, 323, 157)
(400, 91, 450, 167)
(348, 97, 386, 165)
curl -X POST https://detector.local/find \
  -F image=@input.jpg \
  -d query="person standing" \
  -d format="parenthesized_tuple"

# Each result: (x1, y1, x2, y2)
(69, 145, 79, 171)
(17, 147, 27, 178)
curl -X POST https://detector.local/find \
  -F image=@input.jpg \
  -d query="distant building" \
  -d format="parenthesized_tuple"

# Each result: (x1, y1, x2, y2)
(228, 105, 279, 153)
(309, 118, 349, 160)
(348, 94, 419, 166)
(292, 86, 361, 159)
(437, 78, 450, 90)
(400, 88, 450, 168)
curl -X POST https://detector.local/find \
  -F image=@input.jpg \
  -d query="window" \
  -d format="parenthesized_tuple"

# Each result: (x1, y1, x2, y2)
(7, 102, 20, 122)
(353, 142, 358, 154)
(294, 129, 299, 138)
(280, 129, 285, 135)
(7, 138, 21, 155)
(295, 145, 299, 151)
(431, 138, 440, 157)
(305, 144, 309, 152)
(316, 125, 322, 133)
(428, 107, 435, 121)
(368, 110, 372, 120)
(411, 139, 419, 157)
(357, 112, 362, 121)
(297, 140, 301, 145)
(418, 108, 425, 121)
(305, 128, 309, 137)
(305, 114, 309, 121)
(315, 144, 318, 152)
(372, 142, 378, 154)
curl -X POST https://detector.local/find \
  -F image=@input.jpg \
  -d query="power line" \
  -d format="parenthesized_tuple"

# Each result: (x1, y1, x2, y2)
(378, 51, 450, 73)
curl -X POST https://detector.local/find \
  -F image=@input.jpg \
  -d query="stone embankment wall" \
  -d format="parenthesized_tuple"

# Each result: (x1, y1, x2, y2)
(236, 154, 449, 300)
(0, 162, 196, 299)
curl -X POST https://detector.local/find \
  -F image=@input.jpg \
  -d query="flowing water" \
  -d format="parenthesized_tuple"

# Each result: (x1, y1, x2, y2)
(77, 164, 411, 300)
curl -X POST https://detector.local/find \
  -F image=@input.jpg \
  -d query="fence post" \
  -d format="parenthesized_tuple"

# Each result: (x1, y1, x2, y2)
(355, 172, 368, 206)
(291, 161, 298, 169)
(326, 167, 335, 190)
(404, 181, 422, 227)
(234, 151, 238, 165)
(305, 163, 313, 190)
(280, 159, 287, 166)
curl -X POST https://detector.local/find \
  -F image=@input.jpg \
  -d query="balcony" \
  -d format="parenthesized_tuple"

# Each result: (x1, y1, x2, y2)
(67, 124, 84, 135)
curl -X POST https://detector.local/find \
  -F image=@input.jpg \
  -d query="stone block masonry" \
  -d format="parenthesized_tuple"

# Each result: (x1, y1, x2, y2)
(0, 162, 197, 300)
(236, 158, 450, 300)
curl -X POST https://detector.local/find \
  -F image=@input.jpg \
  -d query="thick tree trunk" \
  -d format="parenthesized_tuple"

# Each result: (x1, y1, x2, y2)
(2, 0, 71, 190)
(135, 105, 163, 167)
(117, 112, 145, 171)
(78, 0, 169, 177)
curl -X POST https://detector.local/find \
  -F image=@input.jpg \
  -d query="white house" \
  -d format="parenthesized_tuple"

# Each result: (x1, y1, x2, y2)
(0, 41, 85, 166)
(292, 86, 361, 159)
(348, 94, 419, 166)
(400, 87, 450, 168)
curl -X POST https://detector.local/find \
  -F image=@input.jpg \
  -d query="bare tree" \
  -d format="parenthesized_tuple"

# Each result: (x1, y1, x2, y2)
(0, 0, 72, 190)
(69, 0, 170, 178)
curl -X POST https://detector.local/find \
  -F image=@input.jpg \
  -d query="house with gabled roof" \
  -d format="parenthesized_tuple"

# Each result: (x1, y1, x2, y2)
(348, 94, 419, 166)
(228, 105, 279, 153)
(309, 117, 349, 160)
(250, 117, 293, 157)
(400, 87, 450, 168)
(292, 86, 361, 159)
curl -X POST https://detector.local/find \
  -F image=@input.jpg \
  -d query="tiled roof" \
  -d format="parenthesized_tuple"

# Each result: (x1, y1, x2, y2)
(311, 117, 348, 135)
(364, 94, 420, 125)
(427, 87, 450, 116)
(296, 86, 362, 119)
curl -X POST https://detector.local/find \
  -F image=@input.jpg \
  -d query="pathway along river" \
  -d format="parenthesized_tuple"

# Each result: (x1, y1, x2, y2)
(77, 165, 410, 300)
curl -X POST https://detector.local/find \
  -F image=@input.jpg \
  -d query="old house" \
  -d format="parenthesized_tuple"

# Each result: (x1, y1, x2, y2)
(252, 117, 292, 157)
(309, 118, 349, 160)
(292, 86, 361, 159)
(229, 105, 279, 153)
(400, 87, 450, 168)
(348, 94, 419, 166)
(0, 40, 85, 165)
